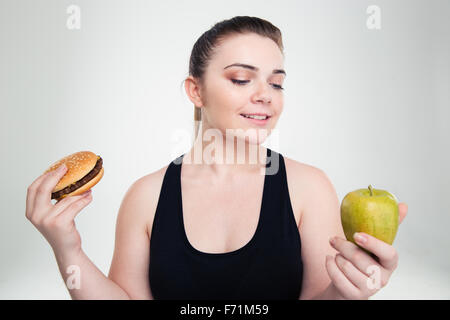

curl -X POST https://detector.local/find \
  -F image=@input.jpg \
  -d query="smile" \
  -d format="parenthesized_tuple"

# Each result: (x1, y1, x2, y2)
(240, 114, 269, 120)
(240, 113, 271, 125)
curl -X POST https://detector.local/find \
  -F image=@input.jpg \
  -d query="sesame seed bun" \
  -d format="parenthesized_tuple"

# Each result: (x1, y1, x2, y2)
(61, 167, 104, 199)
(43, 151, 104, 201)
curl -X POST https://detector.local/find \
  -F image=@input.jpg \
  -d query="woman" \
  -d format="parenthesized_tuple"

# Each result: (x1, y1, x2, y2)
(25, 16, 408, 300)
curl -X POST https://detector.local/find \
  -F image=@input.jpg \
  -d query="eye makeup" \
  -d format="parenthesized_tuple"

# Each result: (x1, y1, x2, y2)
(230, 78, 284, 90)
(225, 65, 285, 90)
(224, 63, 286, 77)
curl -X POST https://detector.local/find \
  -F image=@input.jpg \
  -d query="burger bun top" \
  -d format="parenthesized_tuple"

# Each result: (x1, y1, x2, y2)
(44, 151, 100, 192)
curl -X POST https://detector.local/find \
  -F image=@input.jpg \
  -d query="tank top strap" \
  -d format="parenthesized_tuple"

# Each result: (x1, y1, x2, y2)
(264, 149, 301, 251)
(150, 154, 185, 254)
(257, 148, 291, 239)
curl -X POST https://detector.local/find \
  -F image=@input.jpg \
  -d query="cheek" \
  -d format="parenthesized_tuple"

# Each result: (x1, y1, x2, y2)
(273, 96, 284, 116)
(210, 85, 245, 114)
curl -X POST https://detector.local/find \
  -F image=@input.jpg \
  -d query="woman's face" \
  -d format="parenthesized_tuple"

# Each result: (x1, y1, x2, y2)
(197, 33, 285, 145)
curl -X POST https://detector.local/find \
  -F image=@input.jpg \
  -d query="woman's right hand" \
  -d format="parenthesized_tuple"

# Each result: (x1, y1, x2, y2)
(25, 164, 93, 257)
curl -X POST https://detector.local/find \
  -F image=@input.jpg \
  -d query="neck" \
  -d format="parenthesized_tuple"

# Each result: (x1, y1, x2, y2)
(183, 122, 267, 178)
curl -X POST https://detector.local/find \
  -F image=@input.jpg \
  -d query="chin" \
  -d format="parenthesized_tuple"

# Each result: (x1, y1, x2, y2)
(234, 130, 269, 145)
(217, 118, 274, 145)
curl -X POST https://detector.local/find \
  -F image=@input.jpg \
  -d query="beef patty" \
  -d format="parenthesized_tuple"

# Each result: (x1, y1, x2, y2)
(52, 156, 103, 200)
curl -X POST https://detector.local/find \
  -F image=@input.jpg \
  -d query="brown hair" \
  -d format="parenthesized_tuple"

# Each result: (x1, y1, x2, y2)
(187, 16, 284, 140)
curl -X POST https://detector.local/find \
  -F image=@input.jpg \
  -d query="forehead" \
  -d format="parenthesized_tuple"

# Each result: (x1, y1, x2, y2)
(210, 33, 284, 72)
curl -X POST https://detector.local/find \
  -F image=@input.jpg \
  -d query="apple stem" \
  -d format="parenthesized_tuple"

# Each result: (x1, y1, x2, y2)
(368, 185, 373, 196)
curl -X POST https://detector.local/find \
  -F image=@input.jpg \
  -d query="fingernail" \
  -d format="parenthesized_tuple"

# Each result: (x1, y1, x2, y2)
(58, 164, 67, 172)
(354, 232, 367, 244)
(329, 237, 336, 246)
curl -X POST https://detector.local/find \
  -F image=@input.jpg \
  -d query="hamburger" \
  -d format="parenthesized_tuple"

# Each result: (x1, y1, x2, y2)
(44, 151, 104, 201)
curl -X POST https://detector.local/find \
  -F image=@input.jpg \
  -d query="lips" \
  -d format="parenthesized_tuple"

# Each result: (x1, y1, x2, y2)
(240, 113, 271, 118)
(239, 113, 271, 125)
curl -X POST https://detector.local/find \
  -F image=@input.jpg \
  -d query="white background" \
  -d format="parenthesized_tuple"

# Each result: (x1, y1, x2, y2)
(1, 0, 449, 299)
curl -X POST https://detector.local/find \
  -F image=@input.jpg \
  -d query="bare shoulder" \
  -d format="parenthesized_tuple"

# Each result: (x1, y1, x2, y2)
(108, 164, 169, 299)
(123, 164, 169, 240)
(283, 157, 342, 300)
(283, 156, 334, 194)
(283, 156, 322, 177)
(283, 156, 334, 227)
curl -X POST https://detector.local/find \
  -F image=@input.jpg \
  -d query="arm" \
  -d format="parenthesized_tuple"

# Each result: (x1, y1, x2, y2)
(296, 167, 408, 300)
(26, 165, 131, 299)
(54, 249, 130, 299)
(107, 176, 157, 299)
(56, 176, 156, 299)
(297, 167, 345, 300)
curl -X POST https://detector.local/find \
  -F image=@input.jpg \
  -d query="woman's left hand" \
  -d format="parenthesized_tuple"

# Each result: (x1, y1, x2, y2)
(326, 202, 408, 300)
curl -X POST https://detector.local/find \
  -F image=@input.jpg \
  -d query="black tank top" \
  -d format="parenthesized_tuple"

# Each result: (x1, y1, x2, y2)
(149, 148, 303, 300)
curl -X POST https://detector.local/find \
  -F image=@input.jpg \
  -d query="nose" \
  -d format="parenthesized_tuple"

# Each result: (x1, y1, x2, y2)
(252, 81, 272, 104)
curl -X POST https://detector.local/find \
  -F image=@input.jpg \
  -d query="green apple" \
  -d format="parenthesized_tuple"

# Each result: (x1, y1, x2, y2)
(341, 185, 399, 248)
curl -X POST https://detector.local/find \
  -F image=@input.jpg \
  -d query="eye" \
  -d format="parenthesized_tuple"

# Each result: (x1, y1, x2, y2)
(231, 79, 284, 90)
(271, 84, 284, 90)
(231, 79, 249, 85)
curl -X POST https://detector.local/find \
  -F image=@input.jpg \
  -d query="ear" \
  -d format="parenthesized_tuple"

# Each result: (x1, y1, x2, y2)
(184, 76, 204, 108)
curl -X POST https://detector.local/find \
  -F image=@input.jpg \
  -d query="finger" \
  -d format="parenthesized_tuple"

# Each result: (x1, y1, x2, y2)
(26, 166, 66, 219)
(53, 190, 92, 217)
(57, 191, 93, 224)
(353, 232, 398, 271)
(325, 255, 361, 300)
(26, 170, 53, 219)
(34, 165, 68, 210)
(398, 202, 408, 224)
(330, 236, 380, 277)
(335, 253, 372, 293)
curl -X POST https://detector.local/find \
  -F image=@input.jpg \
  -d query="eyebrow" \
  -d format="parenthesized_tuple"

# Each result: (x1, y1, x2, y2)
(224, 63, 286, 76)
